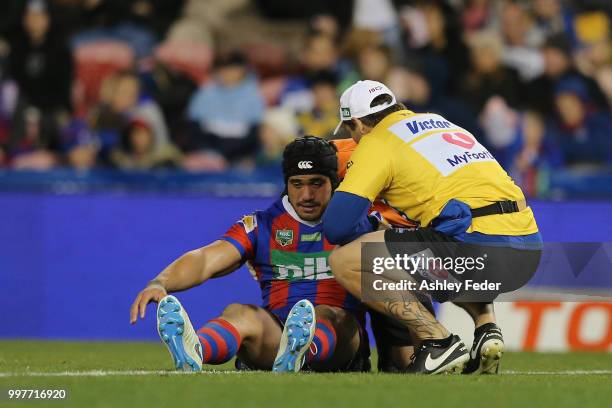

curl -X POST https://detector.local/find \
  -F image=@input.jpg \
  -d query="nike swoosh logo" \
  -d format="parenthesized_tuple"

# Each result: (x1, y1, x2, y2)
(471, 334, 487, 360)
(424, 342, 462, 371)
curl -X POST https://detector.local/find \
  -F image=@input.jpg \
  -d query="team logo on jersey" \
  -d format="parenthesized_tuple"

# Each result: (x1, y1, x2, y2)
(275, 229, 294, 246)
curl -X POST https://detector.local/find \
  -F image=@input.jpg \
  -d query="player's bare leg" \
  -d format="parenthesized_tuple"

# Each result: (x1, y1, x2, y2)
(214, 303, 283, 370)
(273, 301, 363, 373)
(157, 297, 283, 371)
(307, 305, 362, 371)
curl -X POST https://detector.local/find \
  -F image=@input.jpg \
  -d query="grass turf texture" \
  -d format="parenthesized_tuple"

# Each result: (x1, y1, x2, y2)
(0, 341, 611, 408)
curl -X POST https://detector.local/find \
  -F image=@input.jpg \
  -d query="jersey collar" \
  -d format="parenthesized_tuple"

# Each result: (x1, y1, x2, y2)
(282, 195, 321, 227)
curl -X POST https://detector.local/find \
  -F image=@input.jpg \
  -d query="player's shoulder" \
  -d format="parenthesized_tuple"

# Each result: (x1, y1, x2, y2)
(245, 196, 288, 227)
(232, 198, 281, 232)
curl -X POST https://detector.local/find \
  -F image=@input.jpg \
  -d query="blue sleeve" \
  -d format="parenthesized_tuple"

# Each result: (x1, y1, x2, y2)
(323, 191, 374, 245)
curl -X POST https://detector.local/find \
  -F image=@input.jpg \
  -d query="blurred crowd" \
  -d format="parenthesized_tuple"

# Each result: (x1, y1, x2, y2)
(0, 0, 611, 196)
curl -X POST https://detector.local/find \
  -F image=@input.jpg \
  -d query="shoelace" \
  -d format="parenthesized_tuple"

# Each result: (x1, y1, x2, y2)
(309, 342, 318, 357)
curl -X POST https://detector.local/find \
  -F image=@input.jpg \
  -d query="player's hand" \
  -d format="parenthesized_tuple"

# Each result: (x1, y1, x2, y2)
(130, 282, 167, 324)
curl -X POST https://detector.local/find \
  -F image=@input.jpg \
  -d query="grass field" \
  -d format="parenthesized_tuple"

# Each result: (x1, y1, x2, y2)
(1, 341, 611, 408)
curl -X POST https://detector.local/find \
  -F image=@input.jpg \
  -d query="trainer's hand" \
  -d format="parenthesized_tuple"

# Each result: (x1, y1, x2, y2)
(130, 282, 167, 324)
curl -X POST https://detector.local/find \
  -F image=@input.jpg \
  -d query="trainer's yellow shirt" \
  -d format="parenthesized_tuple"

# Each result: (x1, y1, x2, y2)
(337, 110, 538, 236)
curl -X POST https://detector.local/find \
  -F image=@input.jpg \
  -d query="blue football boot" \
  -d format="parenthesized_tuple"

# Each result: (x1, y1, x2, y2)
(272, 299, 316, 373)
(157, 295, 203, 372)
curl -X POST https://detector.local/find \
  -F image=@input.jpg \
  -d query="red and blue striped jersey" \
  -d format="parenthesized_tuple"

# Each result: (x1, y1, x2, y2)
(222, 195, 363, 320)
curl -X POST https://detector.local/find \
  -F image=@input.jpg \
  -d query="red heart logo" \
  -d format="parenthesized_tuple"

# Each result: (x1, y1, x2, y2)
(442, 132, 475, 149)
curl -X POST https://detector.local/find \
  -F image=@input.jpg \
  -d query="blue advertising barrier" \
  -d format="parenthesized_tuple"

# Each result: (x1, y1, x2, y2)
(1, 192, 612, 340)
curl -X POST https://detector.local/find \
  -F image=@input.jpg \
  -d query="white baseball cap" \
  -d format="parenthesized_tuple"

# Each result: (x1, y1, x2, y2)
(333, 80, 397, 135)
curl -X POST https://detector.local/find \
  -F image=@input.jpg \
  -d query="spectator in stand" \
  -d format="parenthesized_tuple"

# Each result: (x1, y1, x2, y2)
(341, 28, 384, 62)
(88, 71, 170, 165)
(142, 54, 199, 152)
(280, 33, 346, 112)
(573, 10, 612, 78)
(60, 118, 100, 170)
(525, 34, 609, 117)
(296, 70, 339, 139)
(499, 1, 545, 81)
(352, 0, 402, 53)
(110, 117, 182, 170)
(595, 65, 612, 111)
(458, 30, 523, 114)
(8, 0, 72, 114)
(6, 0, 73, 169)
(0, 59, 16, 168)
(400, 67, 482, 141)
(505, 111, 563, 197)
(72, 0, 185, 59)
(400, 0, 471, 96)
(185, 51, 264, 167)
(339, 43, 393, 91)
(545, 76, 612, 168)
(530, 0, 571, 41)
(461, 0, 497, 34)
(256, 108, 298, 168)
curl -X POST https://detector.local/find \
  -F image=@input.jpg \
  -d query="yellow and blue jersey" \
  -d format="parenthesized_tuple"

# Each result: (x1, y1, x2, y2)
(337, 110, 539, 237)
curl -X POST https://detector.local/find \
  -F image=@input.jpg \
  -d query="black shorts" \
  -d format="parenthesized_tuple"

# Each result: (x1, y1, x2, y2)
(235, 308, 371, 372)
(383, 227, 542, 303)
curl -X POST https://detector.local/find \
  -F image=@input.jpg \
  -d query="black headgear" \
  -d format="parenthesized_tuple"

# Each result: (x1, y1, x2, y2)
(282, 136, 339, 189)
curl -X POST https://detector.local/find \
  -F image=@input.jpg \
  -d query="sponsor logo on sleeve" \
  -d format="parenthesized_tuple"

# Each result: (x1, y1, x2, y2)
(240, 215, 257, 233)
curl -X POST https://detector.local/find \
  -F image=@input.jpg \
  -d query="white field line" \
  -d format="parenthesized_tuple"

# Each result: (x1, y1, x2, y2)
(502, 370, 612, 375)
(0, 370, 244, 378)
(0, 370, 611, 378)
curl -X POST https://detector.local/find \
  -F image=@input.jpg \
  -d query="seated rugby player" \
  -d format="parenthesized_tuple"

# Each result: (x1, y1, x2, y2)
(130, 136, 369, 373)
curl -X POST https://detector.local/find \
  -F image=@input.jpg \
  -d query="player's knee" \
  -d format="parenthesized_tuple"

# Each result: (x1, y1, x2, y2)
(314, 304, 340, 323)
(316, 305, 358, 332)
(221, 303, 255, 320)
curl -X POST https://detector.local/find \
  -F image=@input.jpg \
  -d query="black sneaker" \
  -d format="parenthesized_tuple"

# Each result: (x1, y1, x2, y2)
(402, 334, 469, 374)
(463, 323, 504, 374)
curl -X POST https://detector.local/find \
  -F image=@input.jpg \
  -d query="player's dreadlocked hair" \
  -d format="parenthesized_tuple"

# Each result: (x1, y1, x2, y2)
(282, 136, 339, 190)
